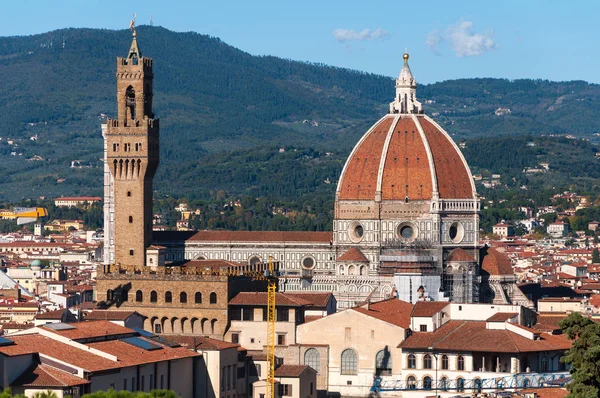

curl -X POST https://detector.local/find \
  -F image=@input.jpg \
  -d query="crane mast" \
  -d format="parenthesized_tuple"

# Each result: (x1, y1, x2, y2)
(266, 256, 277, 398)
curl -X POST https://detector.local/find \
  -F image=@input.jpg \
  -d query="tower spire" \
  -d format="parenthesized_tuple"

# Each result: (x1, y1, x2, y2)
(128, 14, 141, 59)
(389, 52, 422, 114)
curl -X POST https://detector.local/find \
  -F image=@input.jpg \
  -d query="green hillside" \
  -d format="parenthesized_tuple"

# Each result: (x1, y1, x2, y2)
(1, 26, 600, 202)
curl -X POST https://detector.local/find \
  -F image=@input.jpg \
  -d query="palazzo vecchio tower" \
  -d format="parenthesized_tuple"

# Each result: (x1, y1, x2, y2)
(104, 28, 159, 267)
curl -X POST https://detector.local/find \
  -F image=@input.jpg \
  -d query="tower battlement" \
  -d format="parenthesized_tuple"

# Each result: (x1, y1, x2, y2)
(117, 56, 153, 69)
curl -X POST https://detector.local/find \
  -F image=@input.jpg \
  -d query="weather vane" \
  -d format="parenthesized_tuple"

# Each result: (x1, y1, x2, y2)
(129, 13, 137, 37)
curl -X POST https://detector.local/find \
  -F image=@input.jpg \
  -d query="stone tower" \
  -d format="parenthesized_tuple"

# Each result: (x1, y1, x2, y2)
(105, 30, 159, 267)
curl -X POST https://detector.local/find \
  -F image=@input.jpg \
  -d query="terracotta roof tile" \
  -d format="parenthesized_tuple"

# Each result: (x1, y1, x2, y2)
(446, 248, 476, 263)
(486, 312, 518, 322)
(337, 248, 369, 262)
(418, 117, 472, 199)
(186, 231, 333, 243)
(84, 311, 142, 321)
(164, 335, 238, 351)
(481, 247, 514, 276)
(351, 298, 413, 329)
(280, 292, 333, 308)
(41, 320, 135, 340)
(381, 117, 433, 200)
(411, 301, 449, 317)
(275, 364, 314, 377)
(339, 116, 394, 200)
(400, 321, 571, 353)
(12, 363, 89, 387)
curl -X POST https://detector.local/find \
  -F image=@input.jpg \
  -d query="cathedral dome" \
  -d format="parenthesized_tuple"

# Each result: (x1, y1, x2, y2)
(336, 114, 474, 201)
(336, 55, 475, 203)
(481, 247, 513, 276)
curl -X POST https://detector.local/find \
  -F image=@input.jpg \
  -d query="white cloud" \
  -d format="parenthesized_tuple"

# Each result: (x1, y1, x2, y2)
(332, 28, 389, 43)
(425, 21, 495, 57)
(425, 30, 442, 55)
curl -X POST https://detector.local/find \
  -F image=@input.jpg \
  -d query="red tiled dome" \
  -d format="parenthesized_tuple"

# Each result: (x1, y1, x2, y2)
(337, 114, 474, 201)
(481, 247, 514, 276)
(447, 248, 476, 263)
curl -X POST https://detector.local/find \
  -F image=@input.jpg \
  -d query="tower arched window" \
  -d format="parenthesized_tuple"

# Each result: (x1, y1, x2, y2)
(150, 291, 157, 303)
(180, 292, 187, 303)
(407, 354, 416, 369)
(165, 291, 172, 303)
(195, 292, 202, 304)
(135, 290, 143, 302)
(210, 292, 217, 304)
(126, 86, 136, 120)
(304, 349, 320, 373)
(341, 349, 357, 375)
(423, 354, 432, 369)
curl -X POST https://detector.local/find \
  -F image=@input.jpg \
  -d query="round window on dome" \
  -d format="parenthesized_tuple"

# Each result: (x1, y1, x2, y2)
(449, 221, 465, 243)
(302, 256, 315, 270)
(397, 223, 417, 241)
(349, 222, 364, 242)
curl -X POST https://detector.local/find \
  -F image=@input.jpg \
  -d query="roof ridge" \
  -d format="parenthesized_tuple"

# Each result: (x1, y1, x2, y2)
(431, 321, 466, 348)
(504, 326, 521, 353)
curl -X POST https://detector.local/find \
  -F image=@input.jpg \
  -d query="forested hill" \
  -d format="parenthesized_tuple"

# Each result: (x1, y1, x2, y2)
(2, 26, 600, 201)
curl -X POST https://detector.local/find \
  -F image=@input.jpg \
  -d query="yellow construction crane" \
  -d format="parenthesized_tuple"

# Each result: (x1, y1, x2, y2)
(265, 256, 277, 398)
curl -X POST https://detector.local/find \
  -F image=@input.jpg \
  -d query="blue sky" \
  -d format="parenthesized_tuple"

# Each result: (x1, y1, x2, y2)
(2, 0, 598, 84)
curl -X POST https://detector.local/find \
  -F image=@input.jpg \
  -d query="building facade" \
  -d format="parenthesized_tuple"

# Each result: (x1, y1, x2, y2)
(101, 33, 520, 312)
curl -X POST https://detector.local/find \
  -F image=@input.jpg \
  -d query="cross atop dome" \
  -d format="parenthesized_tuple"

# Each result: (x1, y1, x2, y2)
(389, 52, 422, 114)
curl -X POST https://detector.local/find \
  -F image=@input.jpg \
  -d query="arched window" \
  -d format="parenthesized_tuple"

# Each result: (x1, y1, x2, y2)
(407, 354, 416, 369)
(195, 292, 202, 304)
(457, 355, 465, 371)
(341, 349, 357, 375)
(129, 216, 133, 223)
(457, 377, 465, 392)
(407, 376, 416, 390)
(165, 291, 172, 303)
(339, 265, 345, 275)
(135, 290, 143, 302)
(441, 355, 449, 370)
(180, 292, 187, 303)
(423, 354, 432, 369)
(150, 291, 157, 303)
(423, 376, 432, 390)
(474, 378, 482, 392)
(440, 377, 449, 391)
(210, 292, 217, 304)
(304, 349, 320, 373)
(126, 86, 136, 120)
(375, 349, 392, 376)
(106, 289, 113, 301)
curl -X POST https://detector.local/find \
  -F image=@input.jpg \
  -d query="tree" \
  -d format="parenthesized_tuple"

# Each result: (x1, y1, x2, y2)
(592, 248, 600, 264)
(560, 312, 600, 397)
(83, 390, 179, 398)
(33, 391, 58, 398)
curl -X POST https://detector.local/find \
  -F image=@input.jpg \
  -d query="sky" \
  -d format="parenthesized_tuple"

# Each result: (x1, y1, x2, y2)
(1, 0, 599, 84)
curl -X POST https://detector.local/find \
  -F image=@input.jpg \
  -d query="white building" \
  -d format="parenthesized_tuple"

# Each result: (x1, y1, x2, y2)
(547, 222, 570, 238)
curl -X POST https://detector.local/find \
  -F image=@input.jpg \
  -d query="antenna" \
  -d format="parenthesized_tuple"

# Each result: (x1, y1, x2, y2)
(149, 14, 154, 26)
